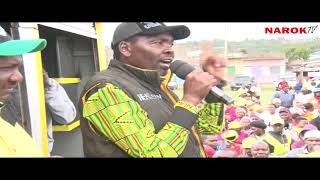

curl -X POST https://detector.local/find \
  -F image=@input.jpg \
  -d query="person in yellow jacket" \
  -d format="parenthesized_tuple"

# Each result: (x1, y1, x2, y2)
(0, 25, 47, 157)
(263, 118, 292, 157)
(0, 117, 43, 157)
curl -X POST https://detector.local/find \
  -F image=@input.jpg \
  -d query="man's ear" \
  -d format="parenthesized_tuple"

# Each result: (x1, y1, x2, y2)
(118, 41, 132, 57)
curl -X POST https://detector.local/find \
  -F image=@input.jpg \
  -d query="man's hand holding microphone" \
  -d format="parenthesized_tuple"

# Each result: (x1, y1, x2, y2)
(171, 55, 233, 106)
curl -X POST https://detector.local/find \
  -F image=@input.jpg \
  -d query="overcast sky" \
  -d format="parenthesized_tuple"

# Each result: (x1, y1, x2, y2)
(102, 22, 320, 46)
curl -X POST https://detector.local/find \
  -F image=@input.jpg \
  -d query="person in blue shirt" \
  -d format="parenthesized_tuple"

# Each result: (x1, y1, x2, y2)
(272, 84, 295, 108)
(294, 82, 302, 94)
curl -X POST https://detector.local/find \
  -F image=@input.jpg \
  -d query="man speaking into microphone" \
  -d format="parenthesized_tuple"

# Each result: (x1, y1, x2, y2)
(79, 22, 227, 158)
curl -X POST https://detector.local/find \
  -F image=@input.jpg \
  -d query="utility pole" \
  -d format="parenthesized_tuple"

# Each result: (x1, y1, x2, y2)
(224, 23, 228, 59)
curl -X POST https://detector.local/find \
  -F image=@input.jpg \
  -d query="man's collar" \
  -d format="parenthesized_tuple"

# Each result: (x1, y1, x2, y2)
(109, 60, 167, 87)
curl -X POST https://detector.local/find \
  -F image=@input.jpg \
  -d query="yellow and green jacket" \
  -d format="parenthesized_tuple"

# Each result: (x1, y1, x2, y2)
(0, 117, 44, 157)
(79, 60, 225, 157)
(263, 131, 292, 156)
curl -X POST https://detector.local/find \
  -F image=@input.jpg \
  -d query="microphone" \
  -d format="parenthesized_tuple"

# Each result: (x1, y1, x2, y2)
(170, 60, 234, 105)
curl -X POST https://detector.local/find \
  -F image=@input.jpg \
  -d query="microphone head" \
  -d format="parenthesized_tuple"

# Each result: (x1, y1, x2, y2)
(170, 60, 234, 105)
(170, 60, 195, 79)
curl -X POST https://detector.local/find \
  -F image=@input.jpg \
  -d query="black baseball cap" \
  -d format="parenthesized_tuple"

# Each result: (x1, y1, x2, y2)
(250, 120, 267, 129)
(0, 25, 47, 56)
(111, 22, 190, 49)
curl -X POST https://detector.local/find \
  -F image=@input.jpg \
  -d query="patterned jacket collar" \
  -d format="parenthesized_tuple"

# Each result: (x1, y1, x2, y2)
(109, 59, 172, 88)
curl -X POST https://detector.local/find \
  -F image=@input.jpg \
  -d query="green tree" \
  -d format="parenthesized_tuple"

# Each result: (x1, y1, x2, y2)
(240, 49, 248, 54)
(284, 47, 310, 62)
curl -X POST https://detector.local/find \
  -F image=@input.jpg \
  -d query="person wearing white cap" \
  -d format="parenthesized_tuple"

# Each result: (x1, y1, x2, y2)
(287, 129, 320, 157)
(262, 118, 293, 157)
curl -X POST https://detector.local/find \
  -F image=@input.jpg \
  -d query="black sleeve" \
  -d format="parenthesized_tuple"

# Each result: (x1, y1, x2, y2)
(203, 81, 225, 103)
(169, 107, 198, 130)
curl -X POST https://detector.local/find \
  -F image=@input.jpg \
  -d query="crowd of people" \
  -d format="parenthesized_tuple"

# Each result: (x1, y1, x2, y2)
(200, 79, 320, 158)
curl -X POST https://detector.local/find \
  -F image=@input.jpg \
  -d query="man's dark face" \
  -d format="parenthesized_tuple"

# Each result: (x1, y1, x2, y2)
(251, 127, 265, 136)
(120, 33, 175, 76)
(272, 124, 284, 133)
(251, 143, 269, 158)
(283, 87, 289, 92)
(0, 56, 23, 102)
(279, 111, 289, 120)
(305, 138, 320, 152)
(244, 148, 252, 157)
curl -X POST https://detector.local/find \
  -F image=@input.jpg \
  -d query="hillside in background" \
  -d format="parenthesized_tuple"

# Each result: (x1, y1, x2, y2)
(106, 38, 320, 62)
(177, 38, 320, 56)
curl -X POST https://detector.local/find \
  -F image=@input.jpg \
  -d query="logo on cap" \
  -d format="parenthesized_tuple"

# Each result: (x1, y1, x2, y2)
(142, 22, 162, 29)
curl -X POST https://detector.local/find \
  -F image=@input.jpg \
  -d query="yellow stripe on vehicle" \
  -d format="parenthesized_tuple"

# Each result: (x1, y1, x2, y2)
(53, 120, 80, 132)
(32, 24, 49, 157)
(54, 78, 81, 84)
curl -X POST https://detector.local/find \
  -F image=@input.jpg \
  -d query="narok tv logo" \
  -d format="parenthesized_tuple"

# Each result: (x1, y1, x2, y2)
(265, 25, 318, 34)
